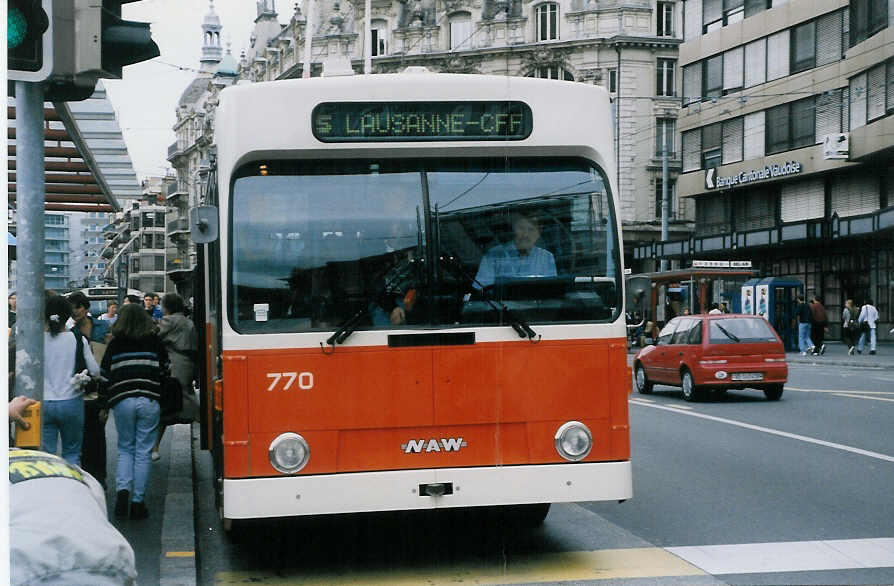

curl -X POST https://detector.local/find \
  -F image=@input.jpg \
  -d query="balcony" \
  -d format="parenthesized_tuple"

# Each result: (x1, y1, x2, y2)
(166, 181, 188, 203)
(167, 141, 183, 160)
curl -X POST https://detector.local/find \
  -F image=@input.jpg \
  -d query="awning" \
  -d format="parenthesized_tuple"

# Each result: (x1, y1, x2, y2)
(7, 81, 140, 213)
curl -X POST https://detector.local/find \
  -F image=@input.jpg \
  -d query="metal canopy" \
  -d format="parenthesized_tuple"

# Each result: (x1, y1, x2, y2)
(7, 81, 140, 213)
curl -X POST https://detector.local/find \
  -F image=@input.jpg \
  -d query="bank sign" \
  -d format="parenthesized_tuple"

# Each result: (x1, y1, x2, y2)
(705, 161, 802, 190)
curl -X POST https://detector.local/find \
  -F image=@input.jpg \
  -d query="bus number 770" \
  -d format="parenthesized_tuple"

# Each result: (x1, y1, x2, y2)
(266, 372, 314, 391)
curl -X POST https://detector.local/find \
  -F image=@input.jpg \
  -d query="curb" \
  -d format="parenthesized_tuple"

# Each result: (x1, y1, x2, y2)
(785, 356, 894, 370)
(158, 423, 197, 585)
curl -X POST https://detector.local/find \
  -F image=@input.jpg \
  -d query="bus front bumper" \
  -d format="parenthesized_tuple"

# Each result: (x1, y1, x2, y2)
(223, 461, 632, 519)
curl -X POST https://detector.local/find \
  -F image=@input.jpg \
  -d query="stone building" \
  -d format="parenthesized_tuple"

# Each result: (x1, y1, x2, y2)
(166, 1, 239, 300)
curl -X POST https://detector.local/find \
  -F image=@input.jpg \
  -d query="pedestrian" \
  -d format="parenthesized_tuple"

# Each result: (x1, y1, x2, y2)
(42, 295, 100, 466)
(841, 299, 859, 355)
(100, 303, 169, 520)
(8, 292, 16, 328)
(100, 301, 119, 325)
(857, 298, 879, 355)
(69, 292, 112, 488)
(708, 303, 722, 315)
(9, 446, 137, 585)
(809, 296, 827, 355)
(795, 295, 813, 355)
(152, 292, 199, 462)
(152, 293, 163, 319)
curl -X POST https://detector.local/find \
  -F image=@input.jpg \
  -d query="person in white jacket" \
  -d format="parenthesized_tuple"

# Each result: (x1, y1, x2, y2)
(857, 298, 879, 355)
(42, 295, 100, 466)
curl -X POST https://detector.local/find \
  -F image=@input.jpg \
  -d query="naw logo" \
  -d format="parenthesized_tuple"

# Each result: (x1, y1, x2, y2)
(401, 438, 468, 453)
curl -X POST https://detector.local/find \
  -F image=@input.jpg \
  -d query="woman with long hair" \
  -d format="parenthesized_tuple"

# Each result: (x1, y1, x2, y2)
(100, 303, 169, 520)
(42, 294, 100, 465)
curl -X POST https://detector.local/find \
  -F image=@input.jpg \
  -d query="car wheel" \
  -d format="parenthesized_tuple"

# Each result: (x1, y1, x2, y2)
(764, 383, 784, 401)
(635, 363, 653, 394)
(681, 370, 700, 402)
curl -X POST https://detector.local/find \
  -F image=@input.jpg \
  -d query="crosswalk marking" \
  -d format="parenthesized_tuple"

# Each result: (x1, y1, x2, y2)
(629, 400, 894, 463)
(668, 538, 894, 575)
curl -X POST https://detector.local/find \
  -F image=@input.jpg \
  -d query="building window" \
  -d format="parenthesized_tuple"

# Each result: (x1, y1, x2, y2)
(536, 3, 559, 41)
(790, 20, 816, 73)
(449, 12, 472, 50)
(657, 58, 676, 96)
(723, 0, 744, 24)
(656, 118, 676, 156)
(703, 55, 722, 99)
(608, 68, 617, 93)
(657, 2, 674, 36)
(655, 178, 677, 220)
(744, 0, 768, 18)
(701, 122, 722, 169)
(371, 20, 388, 56)
(531, 65, 574, 80)
(766, 97, 815, 154)
(849, 0, 888, 47)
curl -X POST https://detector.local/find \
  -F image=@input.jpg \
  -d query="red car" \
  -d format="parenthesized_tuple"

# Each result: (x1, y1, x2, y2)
(633, 314, 788, 401)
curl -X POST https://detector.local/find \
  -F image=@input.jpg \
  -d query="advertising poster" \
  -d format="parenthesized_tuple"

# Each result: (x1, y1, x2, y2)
(757, 284, 769, 317)
(741, 286, 754, 315)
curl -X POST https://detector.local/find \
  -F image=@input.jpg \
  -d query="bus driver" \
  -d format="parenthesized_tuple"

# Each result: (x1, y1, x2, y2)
(474, 211, 557, 289)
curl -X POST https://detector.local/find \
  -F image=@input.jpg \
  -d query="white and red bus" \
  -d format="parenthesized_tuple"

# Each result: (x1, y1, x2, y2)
(194, 70, 632, 531)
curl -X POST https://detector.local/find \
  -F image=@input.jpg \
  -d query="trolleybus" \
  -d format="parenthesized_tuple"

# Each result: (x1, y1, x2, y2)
(195, 70, 632, 530)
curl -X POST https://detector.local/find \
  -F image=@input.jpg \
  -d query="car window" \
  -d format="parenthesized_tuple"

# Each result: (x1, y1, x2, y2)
(670, 318, 695, 344)
(709, 317, 777, 344)
(656, 319, 678, 345)
(688, 319, 703, 344)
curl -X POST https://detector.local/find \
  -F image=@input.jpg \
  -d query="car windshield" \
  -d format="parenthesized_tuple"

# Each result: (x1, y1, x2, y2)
(230, 157, 620, 333)
(709, 317, 777, 344)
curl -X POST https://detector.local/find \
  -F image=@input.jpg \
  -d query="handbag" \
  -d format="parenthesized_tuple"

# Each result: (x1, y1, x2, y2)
(72, 331, 99, 397)
(161, 375, 183, 417)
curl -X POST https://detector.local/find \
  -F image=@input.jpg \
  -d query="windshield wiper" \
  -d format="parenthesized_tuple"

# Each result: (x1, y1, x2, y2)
(438, 250, 538, 340)
(325, 256, 416, 347)
(715, 323, 741, 343)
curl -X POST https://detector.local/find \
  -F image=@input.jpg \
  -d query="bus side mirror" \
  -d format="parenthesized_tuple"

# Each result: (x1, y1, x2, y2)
(190, 206, 219, 244)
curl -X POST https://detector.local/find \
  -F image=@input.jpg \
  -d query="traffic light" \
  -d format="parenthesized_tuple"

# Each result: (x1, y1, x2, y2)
(74, 0, 160, 81)
(7, 0, 53, 82)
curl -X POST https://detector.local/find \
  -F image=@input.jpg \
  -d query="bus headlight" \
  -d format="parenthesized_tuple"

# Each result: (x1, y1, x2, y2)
(268, 433, 310, 474)
(554, 421, 593, 461)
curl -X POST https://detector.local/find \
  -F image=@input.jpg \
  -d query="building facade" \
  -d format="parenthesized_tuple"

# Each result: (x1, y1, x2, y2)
(234, 0, 692, 257)
(636, 0, 894, 336)
(166, 2, 239, 300)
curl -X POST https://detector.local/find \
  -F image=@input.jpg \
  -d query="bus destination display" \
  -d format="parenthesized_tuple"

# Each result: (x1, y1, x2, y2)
(313, 101, 533, 142)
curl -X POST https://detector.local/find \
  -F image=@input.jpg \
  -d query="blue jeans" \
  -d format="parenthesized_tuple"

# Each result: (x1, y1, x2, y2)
(797, 322, 813, 353)
(857, 328, 877, 352)
(41, 396, 85, 466)
(112, 396, 160, 503)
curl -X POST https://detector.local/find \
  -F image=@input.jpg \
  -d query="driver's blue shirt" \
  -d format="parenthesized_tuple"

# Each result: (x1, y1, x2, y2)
(474, 242, 557, 289)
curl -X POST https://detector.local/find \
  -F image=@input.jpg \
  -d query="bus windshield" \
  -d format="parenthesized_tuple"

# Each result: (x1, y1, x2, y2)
(230, 157, 620, 334)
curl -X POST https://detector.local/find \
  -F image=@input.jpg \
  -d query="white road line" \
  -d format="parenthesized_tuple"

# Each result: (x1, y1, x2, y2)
(667, 538, 894, 575)
(833, 393, 894, 403)
(785, 386, 894, 395)
(628, 400, 894, 463)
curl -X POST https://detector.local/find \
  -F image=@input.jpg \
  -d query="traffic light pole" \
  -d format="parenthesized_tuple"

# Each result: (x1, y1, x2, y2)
(14, 81, 47, 402)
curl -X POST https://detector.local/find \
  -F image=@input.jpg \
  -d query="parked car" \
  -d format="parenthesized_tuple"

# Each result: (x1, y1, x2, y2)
(633, 314, 788, 401)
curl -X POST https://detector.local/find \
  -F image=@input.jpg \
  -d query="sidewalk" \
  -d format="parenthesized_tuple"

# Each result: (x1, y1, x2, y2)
(786, 340, 894, 370)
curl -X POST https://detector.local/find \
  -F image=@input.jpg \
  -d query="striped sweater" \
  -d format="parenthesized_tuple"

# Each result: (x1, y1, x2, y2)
(99, 334, 170, 408)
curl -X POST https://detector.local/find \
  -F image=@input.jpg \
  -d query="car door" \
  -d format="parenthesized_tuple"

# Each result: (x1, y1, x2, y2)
(649, 318, 680, 382)
(671, 318, 702, 384)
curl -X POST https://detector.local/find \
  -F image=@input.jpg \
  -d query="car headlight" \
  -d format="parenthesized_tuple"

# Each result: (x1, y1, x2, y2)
(268, 433, 310, 474)
(554, 421, 593, 462)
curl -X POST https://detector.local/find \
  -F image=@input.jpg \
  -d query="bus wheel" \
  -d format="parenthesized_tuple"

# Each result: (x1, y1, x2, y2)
(764, 384, 784, 401)
(634, 364, 653, 394)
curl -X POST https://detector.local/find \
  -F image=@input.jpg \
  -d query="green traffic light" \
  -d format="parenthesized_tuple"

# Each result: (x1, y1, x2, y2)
(8, 6, 28, 49)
